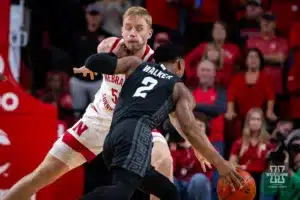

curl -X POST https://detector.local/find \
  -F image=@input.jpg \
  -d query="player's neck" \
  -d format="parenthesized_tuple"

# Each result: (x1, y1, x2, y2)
(134, 45, 147, 58)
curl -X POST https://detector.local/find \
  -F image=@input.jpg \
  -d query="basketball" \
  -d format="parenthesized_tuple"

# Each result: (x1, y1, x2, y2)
(217, 169, 256, 200)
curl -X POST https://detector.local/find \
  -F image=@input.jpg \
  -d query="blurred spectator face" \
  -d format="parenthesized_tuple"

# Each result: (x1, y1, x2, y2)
(212, 22, 226, 42)
(48, 74, 62, 91)
(197, 60, 216, 87)
(260, 14, 276, 34)
(153, 32, 169, 50)
(248, 110, 263, 132)
(86, 10, 102, 29)
(246, 50, 260, 71)
(277, 121, 293, 136)
(290, 139, 300, 169)
(122, 15, 152, 52)
(246, 2, 262, 19)
(206, 46, 220, 63)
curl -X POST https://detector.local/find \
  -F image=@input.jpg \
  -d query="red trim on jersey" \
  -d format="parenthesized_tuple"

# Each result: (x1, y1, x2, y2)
(62, 131, 96, 161)
(147, 54, 154, 62)
(142, 46, 150, 60)
(110, 38, 121, 52)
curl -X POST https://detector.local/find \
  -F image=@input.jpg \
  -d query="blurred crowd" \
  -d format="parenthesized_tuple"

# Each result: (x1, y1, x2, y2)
(17, 0, 300, 199)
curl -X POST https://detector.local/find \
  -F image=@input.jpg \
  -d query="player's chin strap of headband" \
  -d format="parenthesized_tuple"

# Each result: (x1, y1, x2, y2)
(85, 52, 117, 75)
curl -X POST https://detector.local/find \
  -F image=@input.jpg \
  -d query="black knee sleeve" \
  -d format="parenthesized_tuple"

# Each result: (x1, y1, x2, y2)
(81, 167, 142, 200)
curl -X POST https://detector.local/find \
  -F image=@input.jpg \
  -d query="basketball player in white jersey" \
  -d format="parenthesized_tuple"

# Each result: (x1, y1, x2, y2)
(2, 7, 178, 200)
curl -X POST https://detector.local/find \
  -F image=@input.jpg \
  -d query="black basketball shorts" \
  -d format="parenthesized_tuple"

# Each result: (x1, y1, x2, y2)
(102, 119, 153, 177)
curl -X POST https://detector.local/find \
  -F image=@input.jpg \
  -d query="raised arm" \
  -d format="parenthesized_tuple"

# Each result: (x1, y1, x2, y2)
(172, 82, 244, 189)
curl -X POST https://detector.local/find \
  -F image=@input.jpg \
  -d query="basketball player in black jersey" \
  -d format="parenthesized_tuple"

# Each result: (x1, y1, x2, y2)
(74, 43, 244, 200)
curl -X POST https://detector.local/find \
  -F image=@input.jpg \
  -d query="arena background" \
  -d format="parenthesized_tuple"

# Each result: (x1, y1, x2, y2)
(1, 0, 300, 200)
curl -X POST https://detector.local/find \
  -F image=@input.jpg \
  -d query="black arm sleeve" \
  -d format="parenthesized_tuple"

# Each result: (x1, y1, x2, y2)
(84, 52, 117, 74)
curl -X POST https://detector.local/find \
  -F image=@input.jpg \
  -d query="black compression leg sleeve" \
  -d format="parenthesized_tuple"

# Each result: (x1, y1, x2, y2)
(85, 52, 117, 74)
(139, 168, 181, 200)
(81, 167, 142, 200)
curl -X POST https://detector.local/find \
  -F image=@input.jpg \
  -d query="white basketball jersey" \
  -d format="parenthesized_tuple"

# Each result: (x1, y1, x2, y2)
(84, 38, 154, 125)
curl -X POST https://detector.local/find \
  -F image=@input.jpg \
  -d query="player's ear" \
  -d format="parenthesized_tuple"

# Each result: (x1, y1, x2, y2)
(177, 59, 185, 77)
(148, 28, 153, 40)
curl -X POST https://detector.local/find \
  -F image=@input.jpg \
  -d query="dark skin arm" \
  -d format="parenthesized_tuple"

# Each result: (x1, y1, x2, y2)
(73, 42, 141, 78)
(172, 82, 244, 190)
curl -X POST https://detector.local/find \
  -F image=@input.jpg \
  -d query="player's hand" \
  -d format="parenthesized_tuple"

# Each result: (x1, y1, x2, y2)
(216, 160, 245, 191)
(73, 66, 97, 80)
(193, 148, 212, 172)
(113, 42, 133, 58)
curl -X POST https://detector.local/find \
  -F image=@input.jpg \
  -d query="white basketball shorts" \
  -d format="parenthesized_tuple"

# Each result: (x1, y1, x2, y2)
(49, 116, 168, 170)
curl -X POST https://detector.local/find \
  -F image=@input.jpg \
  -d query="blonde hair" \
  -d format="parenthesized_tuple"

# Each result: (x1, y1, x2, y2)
(123, 6, 152, 28)
(239, 108, 270, 158)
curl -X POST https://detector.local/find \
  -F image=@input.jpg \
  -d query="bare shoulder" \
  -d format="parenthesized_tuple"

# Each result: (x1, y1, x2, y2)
(173, 82, 195, 106)
(97, 37, 120, 53)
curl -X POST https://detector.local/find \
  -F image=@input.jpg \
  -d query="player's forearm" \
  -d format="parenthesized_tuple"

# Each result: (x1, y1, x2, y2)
(183, 124, 224, 167)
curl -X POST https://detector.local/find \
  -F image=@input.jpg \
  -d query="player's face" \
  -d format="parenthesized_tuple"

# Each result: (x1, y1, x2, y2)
(248, 112, 262, 132)
(122, 15, 152, 52)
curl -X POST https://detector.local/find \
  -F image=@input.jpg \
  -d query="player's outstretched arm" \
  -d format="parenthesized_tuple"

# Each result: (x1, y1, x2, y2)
(172, 82, 244, 190)
(169, 113, 212, 172)
(73, 53, 143, 78)
(172, 82, 224, 166)
(86, 53, 142, 75)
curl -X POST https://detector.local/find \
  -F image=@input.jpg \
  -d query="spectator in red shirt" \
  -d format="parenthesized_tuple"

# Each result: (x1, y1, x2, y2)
(230, 108, 272, 200)
(184, 0, 220, 51)
(226, 48, 276, 120)
(235, 0, 263, 47)
(246, 12, 289, 96)
(185, 21, 241, 88)
(171, 119, 212, 200)
(225, 48, 276, 138)
(192, 60, 227, 200)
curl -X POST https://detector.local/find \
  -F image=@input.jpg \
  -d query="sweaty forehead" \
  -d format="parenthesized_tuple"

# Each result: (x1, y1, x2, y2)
(123, 16, 148, 27)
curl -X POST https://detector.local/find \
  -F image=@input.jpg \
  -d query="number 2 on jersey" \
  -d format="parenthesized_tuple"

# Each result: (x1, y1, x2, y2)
(133, 77, 158, 98)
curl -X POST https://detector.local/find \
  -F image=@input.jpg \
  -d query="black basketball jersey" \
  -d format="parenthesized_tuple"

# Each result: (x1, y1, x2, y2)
(111, 62, 182, 129)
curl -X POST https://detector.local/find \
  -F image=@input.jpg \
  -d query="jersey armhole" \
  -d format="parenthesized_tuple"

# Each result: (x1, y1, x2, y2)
(109, 38, 121, 52)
